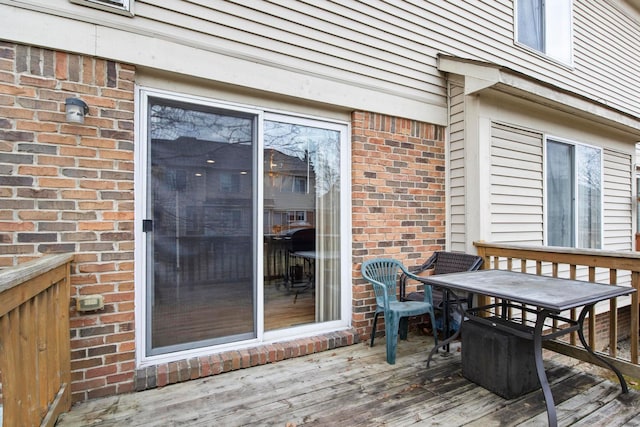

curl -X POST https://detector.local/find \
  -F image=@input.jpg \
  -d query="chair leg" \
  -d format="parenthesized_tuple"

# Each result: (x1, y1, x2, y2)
(399, 317, 409, 340)
(386, 313, 400, 364)
(370, 312, 381, 347)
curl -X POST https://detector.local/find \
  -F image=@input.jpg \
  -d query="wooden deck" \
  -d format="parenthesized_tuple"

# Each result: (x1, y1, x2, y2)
(56, 334, 640, 426)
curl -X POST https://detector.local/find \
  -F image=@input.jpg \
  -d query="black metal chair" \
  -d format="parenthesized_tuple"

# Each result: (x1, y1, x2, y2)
(400, 251, 483, 335)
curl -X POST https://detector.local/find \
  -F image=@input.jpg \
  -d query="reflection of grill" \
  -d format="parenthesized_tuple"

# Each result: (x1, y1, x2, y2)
(289, 228, 314, 252)
(285, 229, 315, 300)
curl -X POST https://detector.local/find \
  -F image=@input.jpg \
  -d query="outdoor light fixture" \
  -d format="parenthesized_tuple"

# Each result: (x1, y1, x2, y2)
(65, 97, 89, 124)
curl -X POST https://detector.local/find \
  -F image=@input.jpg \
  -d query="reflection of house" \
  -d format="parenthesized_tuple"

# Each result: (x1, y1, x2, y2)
(152, 139, 317, 236)
(152, 137, 253, 237)
(2, 0, 640, 405)
(264, 148, 316, 234)
(150, 137, 254, 291)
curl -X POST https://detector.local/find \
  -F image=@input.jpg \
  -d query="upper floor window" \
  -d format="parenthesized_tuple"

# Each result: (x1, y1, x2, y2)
(546, 139, 602, 249)
(516, 0, 572, 64)
(70, 0, 133, 16)
(293, 176, 308, 193)
(220, 172, 240, 193)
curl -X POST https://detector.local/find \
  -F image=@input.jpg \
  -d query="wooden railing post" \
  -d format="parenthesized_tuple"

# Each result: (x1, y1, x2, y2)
(474, 244, 491, 309)
(626, 270, 639, 366)
(0, 254, 73, 427)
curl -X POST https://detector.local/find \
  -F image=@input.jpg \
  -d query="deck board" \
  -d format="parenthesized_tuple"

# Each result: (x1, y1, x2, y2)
(56, 334, 640, 427)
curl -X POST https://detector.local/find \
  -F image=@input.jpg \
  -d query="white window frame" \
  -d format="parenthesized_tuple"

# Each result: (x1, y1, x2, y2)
(544, 136, 604, 249)
(515, 0, 573, 65)
(134, 86, 352, 367)
(70, 0, 134, 16)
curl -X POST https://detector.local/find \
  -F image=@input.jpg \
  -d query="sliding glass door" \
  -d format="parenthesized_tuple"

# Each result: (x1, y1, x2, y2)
(138, 89, 349, 360)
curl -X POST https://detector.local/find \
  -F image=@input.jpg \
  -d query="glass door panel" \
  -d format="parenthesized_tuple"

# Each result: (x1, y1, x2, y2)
(146, 97, 256, 355)
(263, 119, 341, 331)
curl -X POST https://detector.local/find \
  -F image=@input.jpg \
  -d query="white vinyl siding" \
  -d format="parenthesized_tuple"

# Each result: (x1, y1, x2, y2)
(487, 127, 633, 251)
(123, 0, 448, 116)
(490, 123, 544, 244)
(602, 149, 634, 250)
(5, 1, 640, 123)
(448, 82, 467, 252)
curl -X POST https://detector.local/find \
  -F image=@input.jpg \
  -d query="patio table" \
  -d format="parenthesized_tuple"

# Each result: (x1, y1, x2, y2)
(418, 269, 636, 427)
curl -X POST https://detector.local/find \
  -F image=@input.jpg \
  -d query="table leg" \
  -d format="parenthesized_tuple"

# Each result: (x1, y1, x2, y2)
(533, 310, 557, 427)
(427, 290, 462, 367)
(443, 289, 450, 352)
(576, 305, 629, 393)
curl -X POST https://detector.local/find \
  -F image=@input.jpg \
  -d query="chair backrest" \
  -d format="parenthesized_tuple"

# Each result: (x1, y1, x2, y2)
(361, 258, 403, 307)
(399, 251, 483, 301)
(425, 251, 483, 275)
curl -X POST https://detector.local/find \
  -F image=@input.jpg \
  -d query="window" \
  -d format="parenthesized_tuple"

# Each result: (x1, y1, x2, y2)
(516, 0, 572, 63)
(546, 139, 602, 248)
(220, 172, 240, 193)
(70, 0, 133, 16)
(293, 176, 308, 193)
(288, 211, 306, 223)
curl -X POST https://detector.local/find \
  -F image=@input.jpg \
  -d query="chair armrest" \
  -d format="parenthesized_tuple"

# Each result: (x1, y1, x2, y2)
(365, 277, 391, 308)
(400, 253, 437, 300)
(413, 252, 438, 275)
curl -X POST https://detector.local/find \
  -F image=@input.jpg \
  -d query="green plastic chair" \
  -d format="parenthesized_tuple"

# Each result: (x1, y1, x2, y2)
(362, 258, 438, 364)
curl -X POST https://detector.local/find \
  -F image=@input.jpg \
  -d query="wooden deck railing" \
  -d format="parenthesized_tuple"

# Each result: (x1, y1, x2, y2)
(475, 242, 640, 379)
(0, 254, 73, 427)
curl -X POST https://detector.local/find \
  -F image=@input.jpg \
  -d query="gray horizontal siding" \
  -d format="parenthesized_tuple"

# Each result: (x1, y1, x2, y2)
(602, 149, 633, 250)
(5, 0, 640, 122)
(136, 0, 444, 97)
(573, 0, 640, 120)
(490, 123, 544, 245)
(488, 125, 633, 249)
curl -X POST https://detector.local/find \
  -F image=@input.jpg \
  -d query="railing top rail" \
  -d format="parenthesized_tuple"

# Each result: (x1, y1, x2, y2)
(0, 253, 74, 294)
(473, 242, 640, 271)
(474, 242, 640, 260)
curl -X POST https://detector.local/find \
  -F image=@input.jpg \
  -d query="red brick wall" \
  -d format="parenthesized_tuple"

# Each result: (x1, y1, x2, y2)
(0, 42, 448, 401)
(0, 42, 136, 402)
(350, 111, 447, 340)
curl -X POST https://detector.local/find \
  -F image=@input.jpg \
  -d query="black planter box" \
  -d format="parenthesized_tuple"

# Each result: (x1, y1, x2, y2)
(461, 317, 540, 399)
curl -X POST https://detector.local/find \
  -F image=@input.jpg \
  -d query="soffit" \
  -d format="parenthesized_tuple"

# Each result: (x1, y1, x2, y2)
(627, 0, 640, 13)
(437, 54, 640, 138)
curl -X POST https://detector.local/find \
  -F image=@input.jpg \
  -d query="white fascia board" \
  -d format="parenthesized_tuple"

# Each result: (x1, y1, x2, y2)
(1, 3, 446, 125)
(497, 73, 640, 136)
(438, 56, 501, 96)
(0, 3, 97, 54)
(464, 76, 498, 95)
(437, 55, 501, 80)
(438, 54, 640, 138)
(97, 26, 447, 124)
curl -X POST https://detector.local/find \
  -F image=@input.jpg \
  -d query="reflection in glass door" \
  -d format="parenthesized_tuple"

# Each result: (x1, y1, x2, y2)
(145, 97, 256, 355)
(263, 118, 342, 331)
